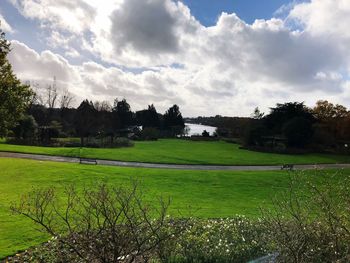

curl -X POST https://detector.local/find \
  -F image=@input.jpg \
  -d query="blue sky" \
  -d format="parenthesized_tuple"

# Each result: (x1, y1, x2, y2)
(182, 0, 293, 25)
(1, 0, 350, 116)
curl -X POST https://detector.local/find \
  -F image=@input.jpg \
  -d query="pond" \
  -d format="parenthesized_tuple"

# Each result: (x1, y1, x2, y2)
(185, 123, 217, 136)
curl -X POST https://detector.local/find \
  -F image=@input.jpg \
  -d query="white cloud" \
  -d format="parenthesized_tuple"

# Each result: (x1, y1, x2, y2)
(6, 0, 350, 116)
(65, 48, 80, 58)
(0, 14, 14, 33)
(90, 0, 201, 67)
(8, 40, 188, 113)
(111, 0, 180, 54)
(8, 40, 79, 82)
(47, 30, 74, 49)
(289, 0, 350, 40)
(9, 0, 96, 34)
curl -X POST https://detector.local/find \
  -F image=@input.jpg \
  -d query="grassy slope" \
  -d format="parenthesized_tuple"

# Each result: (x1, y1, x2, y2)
(0, 139, 349, 165)
(0, 157, 295, 258)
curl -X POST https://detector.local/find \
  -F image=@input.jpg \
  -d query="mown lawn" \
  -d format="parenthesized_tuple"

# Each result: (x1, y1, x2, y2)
(0, 139, 349, 165)
(1, 158, 349, 258)
(0, 157, 296, 259)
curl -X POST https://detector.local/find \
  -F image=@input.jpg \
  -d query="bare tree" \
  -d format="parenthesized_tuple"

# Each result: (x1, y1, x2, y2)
(59, 88, 75, 109)
(94, 100, 112, 112)
(25, 81, 44, 106)
(262, 171, 350, 263)
(251, 107, 264, 119)
(11, 181, 186, 262)
(46, 76, 58, 109)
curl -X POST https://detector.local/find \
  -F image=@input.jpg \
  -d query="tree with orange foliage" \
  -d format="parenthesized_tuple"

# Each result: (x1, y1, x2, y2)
(312, 100, 350, 144)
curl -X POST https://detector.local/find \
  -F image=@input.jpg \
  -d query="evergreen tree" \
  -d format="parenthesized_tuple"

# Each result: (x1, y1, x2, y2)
(164, 104, 184, 128)
(112, 98, 134, 128)
(264, 102, 315, 148)
(136, 104, 160, 128)
(74, 100, 97, 146)
(163, 104, 185, 136)
(264, 102, 314, 134)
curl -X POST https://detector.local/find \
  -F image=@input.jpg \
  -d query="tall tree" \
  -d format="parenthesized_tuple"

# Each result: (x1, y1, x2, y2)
(264, 102, 315, 148)
(112, 98, 134, 128)
(264, 102, 314, 134)
(94, 101, 112, 112)
(94, 101, 114, 142)
(136, 104, 160, 128)
(46, 77, 58, 109)
(0, 27, 33, 137)
(163, 104, 185, 136)
(164, 105, 184, 128)
(313, 100, 350, 141)
(313, 100, 349, 120)
(74, 100, 97, 146)
(59, 88, 75, 109)
(146, 104, 160, 128)
(251, 107, 264, 119)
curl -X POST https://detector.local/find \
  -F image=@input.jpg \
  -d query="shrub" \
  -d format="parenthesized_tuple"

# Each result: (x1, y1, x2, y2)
(11, 182, 182, 263)
(9, 217, 272, 263)
(202, 130, 210, 137)
(139, 127, 160, 140)
(12, 115, 38, 142)
(262, 171, 350, 262)
(112, 137, 134, 147)
(166, 217, 271, 263)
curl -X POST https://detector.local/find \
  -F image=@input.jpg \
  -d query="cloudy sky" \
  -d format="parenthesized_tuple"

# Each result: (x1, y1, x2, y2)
(1, 0, 350, 117)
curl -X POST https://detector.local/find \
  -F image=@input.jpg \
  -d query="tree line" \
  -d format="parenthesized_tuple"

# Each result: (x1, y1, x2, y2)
(186, 101, 350, 152)
(14, 98, 185, 146)
(245, 101, 350, 152)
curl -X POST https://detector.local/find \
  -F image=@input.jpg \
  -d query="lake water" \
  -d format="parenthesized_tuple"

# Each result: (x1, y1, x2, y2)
(185, 123, 217, 136)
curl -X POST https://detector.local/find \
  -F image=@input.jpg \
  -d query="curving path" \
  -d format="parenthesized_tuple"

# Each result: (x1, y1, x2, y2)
(1, 151, 350, 171)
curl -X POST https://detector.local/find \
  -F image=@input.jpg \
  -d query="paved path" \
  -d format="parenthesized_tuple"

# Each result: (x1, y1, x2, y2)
(1, 151, 350, 171)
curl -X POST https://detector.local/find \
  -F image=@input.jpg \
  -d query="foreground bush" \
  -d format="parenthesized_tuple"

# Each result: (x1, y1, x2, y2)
(11, 182, 183, 263)
(166, 217, 270, 263)
(262, 171, 350, 263)
(7, 217, 270, 263)
(10, 183, 270, 263)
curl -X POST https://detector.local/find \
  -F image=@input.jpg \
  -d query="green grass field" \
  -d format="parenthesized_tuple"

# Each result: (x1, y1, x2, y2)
(0, 157, 300, 258)
(0, 139, 349, 165)
(0, 158, 349, 258)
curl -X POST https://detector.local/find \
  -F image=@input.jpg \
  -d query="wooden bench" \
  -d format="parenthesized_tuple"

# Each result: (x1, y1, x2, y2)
(281, 164, 294, 171)
(79, 158, 97, 165)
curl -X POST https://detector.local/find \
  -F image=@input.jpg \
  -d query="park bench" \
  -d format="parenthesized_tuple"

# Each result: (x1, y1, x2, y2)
(281, 164, 294, 171)
(79, 158, 97, 165)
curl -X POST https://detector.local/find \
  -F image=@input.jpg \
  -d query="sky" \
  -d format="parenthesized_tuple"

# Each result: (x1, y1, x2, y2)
(1, 0, 350, 117)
